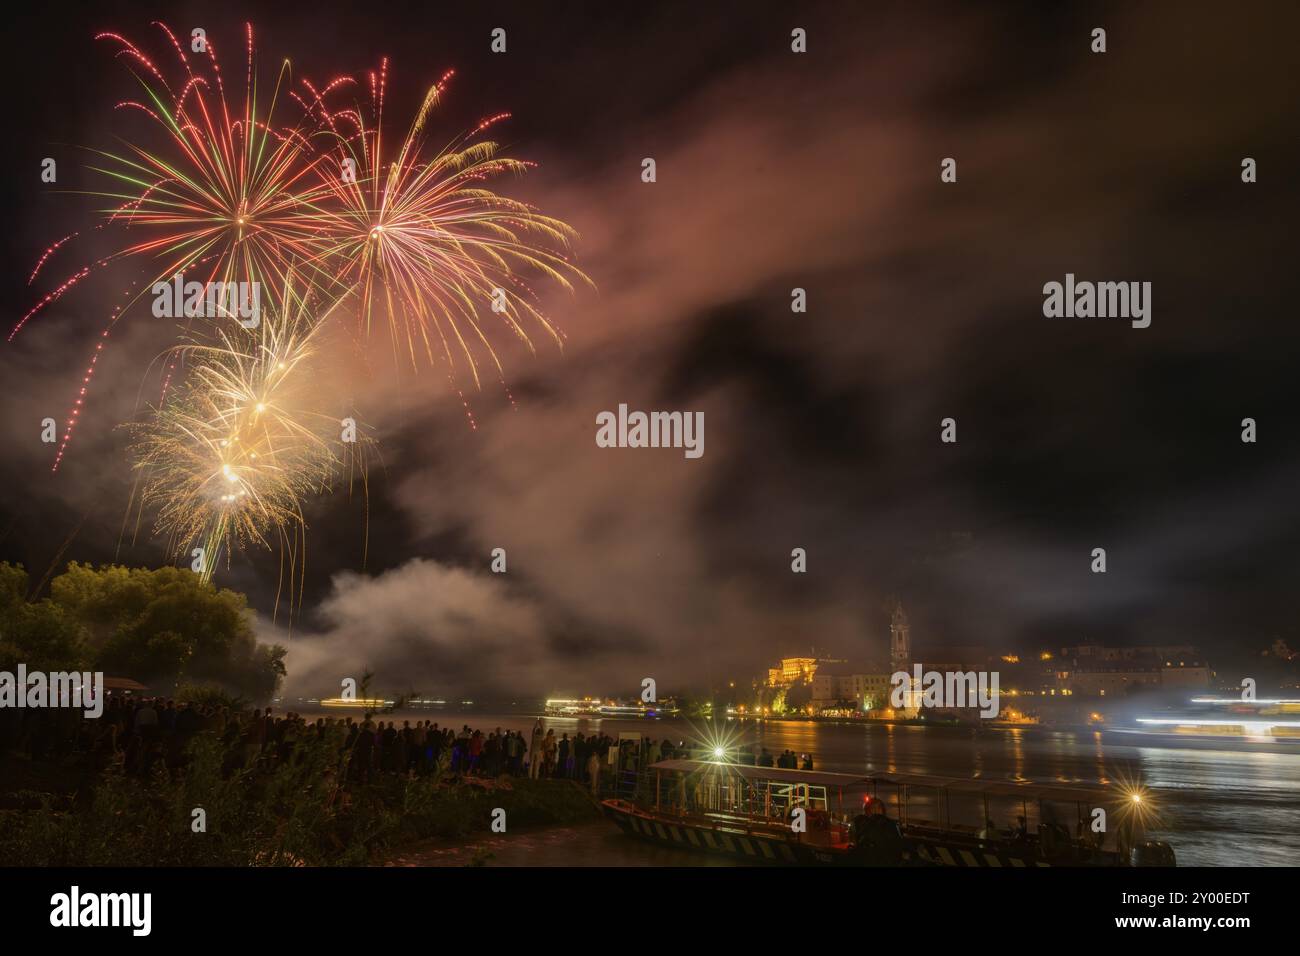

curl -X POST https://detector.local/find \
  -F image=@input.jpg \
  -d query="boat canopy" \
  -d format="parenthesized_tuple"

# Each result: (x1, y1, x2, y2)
(648, 759, 1117, 804)
(650, 758, 872, 789)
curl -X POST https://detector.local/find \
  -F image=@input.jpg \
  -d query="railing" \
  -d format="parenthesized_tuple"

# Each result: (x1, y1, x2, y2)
(603, 768, 858, 846)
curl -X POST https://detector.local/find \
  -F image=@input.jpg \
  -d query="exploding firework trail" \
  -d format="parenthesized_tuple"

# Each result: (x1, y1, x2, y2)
(301, 62, 593, 388)
(20, 22, 590, 587)
(87, 25, 339, 298)
(127, 277, 370, 612)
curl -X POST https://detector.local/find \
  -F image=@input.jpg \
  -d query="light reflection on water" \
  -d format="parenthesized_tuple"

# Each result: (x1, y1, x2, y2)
(355, 711, 1300, 866)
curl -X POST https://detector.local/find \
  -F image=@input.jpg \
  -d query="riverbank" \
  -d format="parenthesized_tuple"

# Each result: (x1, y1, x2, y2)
(386, 819, 735, 867)
(0, 736, 601, 866)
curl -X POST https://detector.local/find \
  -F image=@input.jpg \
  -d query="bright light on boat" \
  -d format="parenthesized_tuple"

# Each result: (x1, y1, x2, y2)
(712, 746, 725, 759)
(1117, 782, 1155, 822)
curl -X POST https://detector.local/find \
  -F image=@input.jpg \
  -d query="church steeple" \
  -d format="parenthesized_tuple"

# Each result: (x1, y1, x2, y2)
(889, 601, 911, 673)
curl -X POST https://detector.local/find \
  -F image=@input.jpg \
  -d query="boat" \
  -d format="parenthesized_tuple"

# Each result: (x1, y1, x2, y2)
(543, 698, 681, 718)
(1129, 696, 1300, 743)
(601, 759, 1175, 867)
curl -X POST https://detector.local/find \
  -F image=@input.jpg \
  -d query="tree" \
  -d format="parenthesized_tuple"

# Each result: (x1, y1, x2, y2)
(785, 680, 813, 712)
(48, 563, 285, 701)
(0, 563, 88, 672)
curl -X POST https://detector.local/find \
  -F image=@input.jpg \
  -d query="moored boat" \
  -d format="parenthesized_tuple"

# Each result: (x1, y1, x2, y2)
(601, 759, 1175, 867)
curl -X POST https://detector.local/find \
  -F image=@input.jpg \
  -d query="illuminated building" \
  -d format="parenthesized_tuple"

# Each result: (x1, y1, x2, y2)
(781, 657, 818, 683)
(765, 656, 820, 687)
(811, 666, 892, 710)
(1050, 645, 1213, 696)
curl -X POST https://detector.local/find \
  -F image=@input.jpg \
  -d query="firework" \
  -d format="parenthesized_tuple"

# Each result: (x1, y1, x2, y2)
(306, 63, 593, 385)
(17, 23, 348, 342)
(95, 25, 342, 298)
(127, 276, 368, 608)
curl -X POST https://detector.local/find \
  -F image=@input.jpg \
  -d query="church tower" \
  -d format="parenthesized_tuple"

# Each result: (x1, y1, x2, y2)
(889, 602, 911, 673)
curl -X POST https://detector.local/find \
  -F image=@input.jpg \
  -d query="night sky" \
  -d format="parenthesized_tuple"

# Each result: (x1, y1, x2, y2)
(3, 1, 1298, 699)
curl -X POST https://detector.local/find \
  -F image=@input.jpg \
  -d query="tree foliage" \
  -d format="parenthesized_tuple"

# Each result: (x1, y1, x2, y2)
(0, 562, 284, 702)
